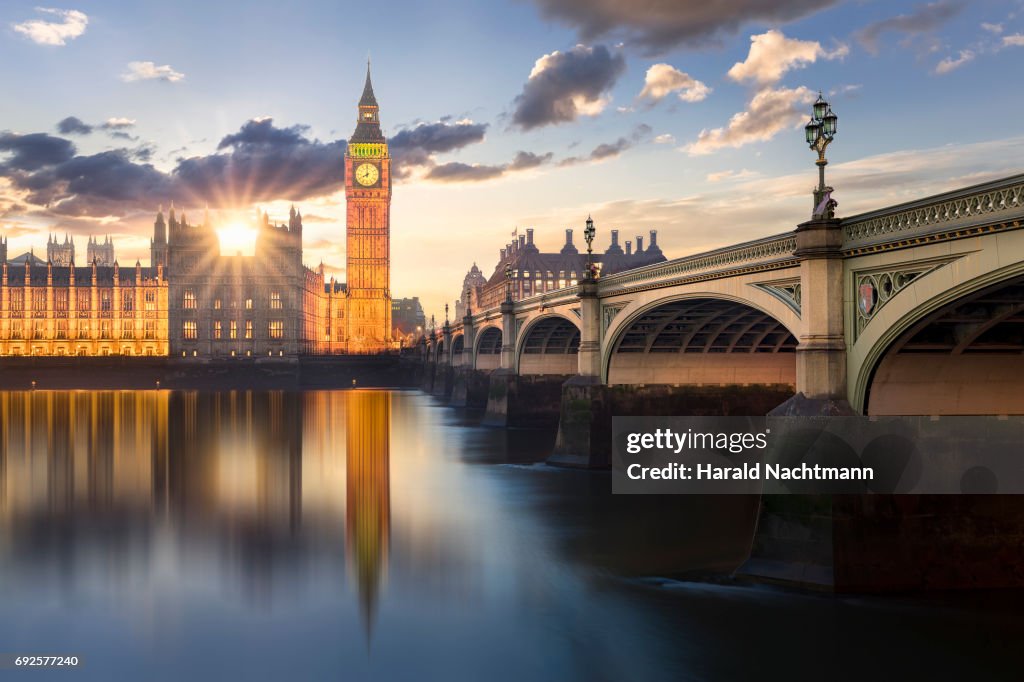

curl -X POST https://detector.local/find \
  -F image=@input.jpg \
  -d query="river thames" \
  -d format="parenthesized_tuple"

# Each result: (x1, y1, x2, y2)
(0, 390, 1020, 681)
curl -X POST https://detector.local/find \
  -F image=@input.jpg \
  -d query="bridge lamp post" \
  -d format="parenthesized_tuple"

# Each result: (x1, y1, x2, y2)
(804, 93, 838, 218)
(504, 263, 513, 302)
(584, 215, 596, 281)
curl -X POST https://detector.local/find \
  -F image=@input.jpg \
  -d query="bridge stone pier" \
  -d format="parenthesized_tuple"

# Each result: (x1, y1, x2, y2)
(424, 174, 1024, 590)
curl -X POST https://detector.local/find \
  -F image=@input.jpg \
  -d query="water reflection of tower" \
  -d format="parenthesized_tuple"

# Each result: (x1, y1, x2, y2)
(345, 391, 391, 638)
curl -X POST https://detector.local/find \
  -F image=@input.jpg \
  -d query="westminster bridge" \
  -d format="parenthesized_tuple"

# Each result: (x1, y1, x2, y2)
(419, 173, 1024, 468)
(416, 173, 1024, 589)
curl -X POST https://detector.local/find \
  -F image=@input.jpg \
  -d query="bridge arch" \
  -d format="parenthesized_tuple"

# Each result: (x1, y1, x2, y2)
(602, 295, 798, 386)
(515, 314, 581, 375)
(451, 333, 465, 367)
(474, 325, 502, 371)
(856, 264, 1024, 414)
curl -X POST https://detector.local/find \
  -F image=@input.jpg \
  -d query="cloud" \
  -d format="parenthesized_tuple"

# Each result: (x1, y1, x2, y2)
(175, 118, 346, 206)
(654, 133, 675, 144)
(0, 132, 77, 171)
(727, 30, 848, 86)
(425, 150, 554, 183)
(56, 116, 138, 136)
(684, 86, 814, 155)
(57, 116, 93, 135)
(560, 123, 652, 165)
(11, 8, 88, 46)
(855, 1, 963, 55)
(0, 118, 346, 218)
(102, 118, 136, 130)
(510, 44, 626, 130)
(639, 64, 711, 103)
(121, 61, 185, 83)
(981, 22, 1003, 34)
(935, 49, 975, 74)
(389, 119, 488, 174)
(525, 0, 838, 52)
(425, 162, 507, 183)
(509, 151, 554, 170)
(1003, 34, 1024, 47)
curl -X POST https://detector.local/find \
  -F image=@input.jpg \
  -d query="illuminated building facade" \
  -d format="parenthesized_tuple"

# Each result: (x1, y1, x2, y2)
(0, 239, 168, 357)
(343, 64, 393, 353)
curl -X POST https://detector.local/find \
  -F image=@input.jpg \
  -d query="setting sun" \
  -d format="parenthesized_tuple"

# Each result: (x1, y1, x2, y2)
(216, 221, 258, 256)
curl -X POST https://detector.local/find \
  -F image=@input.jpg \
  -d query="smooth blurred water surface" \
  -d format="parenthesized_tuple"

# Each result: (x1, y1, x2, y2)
(0, 390, 1021, 681)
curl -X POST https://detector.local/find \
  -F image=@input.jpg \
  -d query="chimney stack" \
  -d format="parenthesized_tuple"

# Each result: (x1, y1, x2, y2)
(560, 228, 579, 255)
(605, 229, 624, 256)
(501, 247, 506, 260)
(636, 236, 644, 253)
(625, 240, 632, 255)
(645, 229, 664, 258)
(526, 228, 534, 246)
(518, 234, 526, 249)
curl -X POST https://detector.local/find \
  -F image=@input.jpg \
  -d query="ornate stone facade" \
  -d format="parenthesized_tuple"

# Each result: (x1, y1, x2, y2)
(164, 207, 305, 357)
(472, 227, 666, 310)
(0, 254, 168, 357)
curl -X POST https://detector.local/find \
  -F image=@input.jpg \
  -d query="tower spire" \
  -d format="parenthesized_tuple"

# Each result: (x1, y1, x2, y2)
(359, 58, 378, 108)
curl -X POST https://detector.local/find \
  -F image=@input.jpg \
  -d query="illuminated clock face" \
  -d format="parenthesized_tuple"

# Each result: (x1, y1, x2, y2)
(355, 163, 379, 187)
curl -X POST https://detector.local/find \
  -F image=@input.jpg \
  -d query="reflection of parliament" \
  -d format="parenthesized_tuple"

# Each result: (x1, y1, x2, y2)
(0, 67, 396, 357)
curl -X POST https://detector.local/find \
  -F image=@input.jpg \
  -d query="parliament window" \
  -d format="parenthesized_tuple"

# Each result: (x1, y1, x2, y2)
(245, 298, 253, 310)
(214, 320, 222, 340)
(145, 290, 156, 311)
(270, 291, 282, 309)
(184, 289, 196, 309)
(183, 321, 197, 339)
(144, 320, 156, 340)
(214, 298, 222, 310)
(122, 291, 134, 313)
(78, 290, 90, 313)
(245, 320, 253, 339)
(100, 290, 112, 312)
(269, 320, 284, 339)
(9, 289, 22, 312)
(229, 320, 237, 339)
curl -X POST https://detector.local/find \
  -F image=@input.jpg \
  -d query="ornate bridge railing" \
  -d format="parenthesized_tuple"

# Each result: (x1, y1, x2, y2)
(842, 173, 1024, 250)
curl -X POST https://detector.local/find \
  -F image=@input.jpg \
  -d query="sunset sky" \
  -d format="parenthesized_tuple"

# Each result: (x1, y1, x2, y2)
(1, 0, 1022, 318)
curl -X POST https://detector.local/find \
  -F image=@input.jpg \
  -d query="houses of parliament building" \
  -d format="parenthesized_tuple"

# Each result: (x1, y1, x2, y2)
(0, 66, 395, 358)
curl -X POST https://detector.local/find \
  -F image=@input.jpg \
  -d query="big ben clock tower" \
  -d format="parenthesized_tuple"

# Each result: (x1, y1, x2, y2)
(344, 62, 392, 353)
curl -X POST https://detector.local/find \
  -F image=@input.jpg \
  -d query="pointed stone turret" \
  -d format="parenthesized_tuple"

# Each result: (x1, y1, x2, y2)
(359, 59, 378, 107)
(351, 60, 384, 143)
